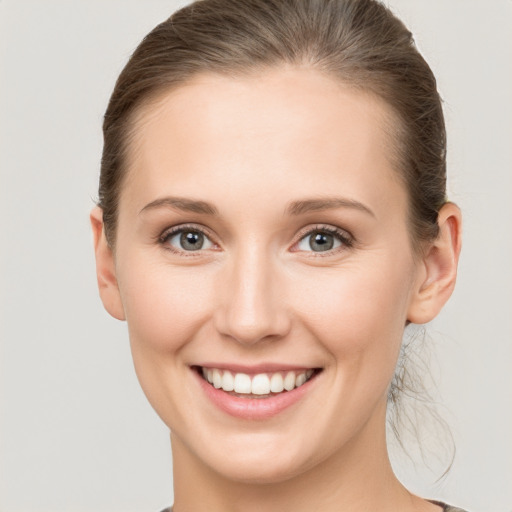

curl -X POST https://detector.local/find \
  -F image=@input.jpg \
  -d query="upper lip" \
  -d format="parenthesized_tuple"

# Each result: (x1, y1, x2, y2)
(194, 363, 320, 374)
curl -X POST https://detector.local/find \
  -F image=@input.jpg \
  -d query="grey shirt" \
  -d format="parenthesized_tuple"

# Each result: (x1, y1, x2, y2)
(160, 502, 468, 512)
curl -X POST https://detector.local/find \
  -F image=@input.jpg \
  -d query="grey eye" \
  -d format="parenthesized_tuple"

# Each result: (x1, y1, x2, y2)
(297, 231, 342, 252)
(167, 230, 213, 251)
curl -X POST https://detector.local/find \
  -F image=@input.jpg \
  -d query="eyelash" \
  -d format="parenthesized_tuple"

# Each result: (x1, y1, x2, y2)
(157, 223, 354, 256)
(292, 224, 354, 255)
(158, 223, 218, 256)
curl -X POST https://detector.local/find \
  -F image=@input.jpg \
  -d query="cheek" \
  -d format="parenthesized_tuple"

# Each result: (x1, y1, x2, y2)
(289, 257, 414, 367)
(117, 253, 216, 354)
(116, 253, 219, 424)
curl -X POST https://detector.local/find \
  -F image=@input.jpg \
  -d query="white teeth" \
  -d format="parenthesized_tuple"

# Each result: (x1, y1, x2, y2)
(234, 373, 252, 394)
(221, 370, 234, 391)
(201, 367, 315, 395)
(295, 373, 306, 387)
(251, 374, 270, 395)
(283, 371, 296, 391)
(269, 372, 284, 393)
(212, 369, 222, 389)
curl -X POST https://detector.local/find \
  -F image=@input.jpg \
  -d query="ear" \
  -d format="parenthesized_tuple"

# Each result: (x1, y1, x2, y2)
(90, 206, 126, 321)
(407, 202, 462, 324)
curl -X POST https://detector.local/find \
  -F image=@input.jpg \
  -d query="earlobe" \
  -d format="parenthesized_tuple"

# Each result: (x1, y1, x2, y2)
(407, 202, 462, 324)
(90, 207, 126, 321)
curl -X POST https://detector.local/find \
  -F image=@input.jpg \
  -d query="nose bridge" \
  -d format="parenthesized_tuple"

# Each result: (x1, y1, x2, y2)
(215, 244, 289, 345)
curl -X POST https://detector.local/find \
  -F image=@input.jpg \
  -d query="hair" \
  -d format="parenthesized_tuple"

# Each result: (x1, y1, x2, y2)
(99, 0, 447, 250)
(98, 0, 451, 470)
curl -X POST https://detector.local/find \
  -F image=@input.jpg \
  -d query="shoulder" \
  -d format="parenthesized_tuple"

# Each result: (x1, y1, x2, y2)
(158, 503, 472, 512)
(158, 504, 471, 512)
(158, 504, 470, 512)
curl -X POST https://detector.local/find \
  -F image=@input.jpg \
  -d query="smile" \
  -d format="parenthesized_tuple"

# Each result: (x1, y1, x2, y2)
(201, 367, 316, 397)
(193, 365, 321, 419)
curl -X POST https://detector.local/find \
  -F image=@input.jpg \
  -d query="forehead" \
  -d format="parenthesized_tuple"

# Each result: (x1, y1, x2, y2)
(121, 67, 405, 217)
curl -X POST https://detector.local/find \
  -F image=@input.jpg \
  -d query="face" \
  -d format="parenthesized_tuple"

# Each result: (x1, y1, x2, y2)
(101, 67, 426, 483)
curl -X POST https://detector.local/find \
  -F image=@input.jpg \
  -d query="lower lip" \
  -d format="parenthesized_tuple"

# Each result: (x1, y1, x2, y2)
(194, 369, 318, 420)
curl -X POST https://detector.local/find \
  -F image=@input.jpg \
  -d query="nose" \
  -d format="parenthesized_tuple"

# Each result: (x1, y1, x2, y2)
(214, 248, 291, 346)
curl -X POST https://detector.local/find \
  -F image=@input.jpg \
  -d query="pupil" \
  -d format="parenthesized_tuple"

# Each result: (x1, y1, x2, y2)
(310, 232, 333, 252)
(181, 231, 203, 251)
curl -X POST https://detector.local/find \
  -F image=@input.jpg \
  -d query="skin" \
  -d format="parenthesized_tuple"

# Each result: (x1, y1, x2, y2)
(91, 67, 461, 512)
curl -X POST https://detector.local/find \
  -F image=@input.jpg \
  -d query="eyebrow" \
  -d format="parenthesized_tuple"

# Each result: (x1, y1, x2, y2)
(139, 196, 218, 216)
(286, 197, 375, 217)
(139, 195, 374, 218)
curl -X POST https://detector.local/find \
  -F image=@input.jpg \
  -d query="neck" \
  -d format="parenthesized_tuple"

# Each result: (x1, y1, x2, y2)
(170, 403, 423, 512)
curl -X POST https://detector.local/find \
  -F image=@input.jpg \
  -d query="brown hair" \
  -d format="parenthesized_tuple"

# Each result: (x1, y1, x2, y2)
(99, 0, 447, 250)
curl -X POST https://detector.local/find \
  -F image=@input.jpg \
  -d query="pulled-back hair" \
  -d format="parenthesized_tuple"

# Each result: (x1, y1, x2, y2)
(99, 0, 446, 251)
(98, 0, 454, 472)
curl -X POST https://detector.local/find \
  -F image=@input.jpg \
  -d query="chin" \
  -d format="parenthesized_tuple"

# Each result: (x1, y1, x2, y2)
(208, 451, 310, 485)
(178, 426, 318, 485)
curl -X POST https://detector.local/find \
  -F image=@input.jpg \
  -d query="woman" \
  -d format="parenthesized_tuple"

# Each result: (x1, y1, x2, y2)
(91, 0, 463, 510)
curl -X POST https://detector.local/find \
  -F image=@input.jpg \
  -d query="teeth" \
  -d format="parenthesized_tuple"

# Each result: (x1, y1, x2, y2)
(212, 369, 222, 389)
(201, 367, 315, 395)
(234, 373, 252, 393)
(221, 370, 234, 391)
(269, 372, 284, 393)
(295, 373, 306, 387)
(251, 374, 270, 395)
(283, 371, 296, 391)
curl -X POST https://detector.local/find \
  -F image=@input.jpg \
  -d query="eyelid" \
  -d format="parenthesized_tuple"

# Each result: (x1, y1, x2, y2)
(156, 222, 353, 255)
(290, 224, 354, 254)
(158, 223, 220, 254)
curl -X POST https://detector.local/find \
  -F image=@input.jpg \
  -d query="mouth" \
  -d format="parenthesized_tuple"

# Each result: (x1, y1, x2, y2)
(193, 365, 322, 399)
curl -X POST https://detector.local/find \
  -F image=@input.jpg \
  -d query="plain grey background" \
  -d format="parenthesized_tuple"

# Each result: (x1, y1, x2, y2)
(1, 1, 511, 511)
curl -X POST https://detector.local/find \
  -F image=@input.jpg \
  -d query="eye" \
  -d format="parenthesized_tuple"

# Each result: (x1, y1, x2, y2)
(161, 227, 215, 252)
(295, 227, 352, 253)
